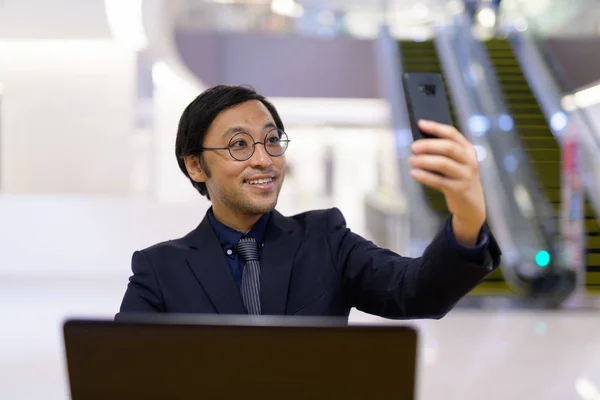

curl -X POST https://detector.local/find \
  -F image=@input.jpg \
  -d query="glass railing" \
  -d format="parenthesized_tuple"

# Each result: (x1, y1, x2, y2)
(503, 0, 600, 224)
(506, 25, 600, 230)
(433, 12, 569, 293)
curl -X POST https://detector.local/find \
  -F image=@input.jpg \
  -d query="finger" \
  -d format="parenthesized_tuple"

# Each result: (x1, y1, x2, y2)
(418, 120, 470, 146)
(411, 139, 471, 165)
(410, 168, 463, 193)
(409, 155, 468, 179)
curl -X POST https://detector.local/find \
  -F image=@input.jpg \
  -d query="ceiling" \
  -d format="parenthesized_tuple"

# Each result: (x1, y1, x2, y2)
(174, 0, 600, 39)
(502, 0, 600, 36)
(1, 0, 595, 43)
(172, 0, 455, 39)
(295, 0, 447, 13)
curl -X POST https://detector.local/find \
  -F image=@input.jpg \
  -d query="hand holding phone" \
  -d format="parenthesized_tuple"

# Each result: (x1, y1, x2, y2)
(403, 73, 487, 245)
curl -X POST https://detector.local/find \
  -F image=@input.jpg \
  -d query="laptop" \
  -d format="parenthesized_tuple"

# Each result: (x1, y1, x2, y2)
(63, 315, 418, 399)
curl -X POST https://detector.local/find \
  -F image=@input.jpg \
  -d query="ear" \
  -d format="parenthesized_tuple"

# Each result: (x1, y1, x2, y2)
(184, 155, 207, 184)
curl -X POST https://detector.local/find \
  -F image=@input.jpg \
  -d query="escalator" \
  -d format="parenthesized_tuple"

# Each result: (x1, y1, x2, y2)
(398, 40, 509, 295)
(485, 39, 600, 295)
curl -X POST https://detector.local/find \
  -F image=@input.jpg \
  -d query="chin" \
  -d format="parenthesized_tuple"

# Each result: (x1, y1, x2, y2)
(254, 201, 278, 214)
(246, 197, 278, 215)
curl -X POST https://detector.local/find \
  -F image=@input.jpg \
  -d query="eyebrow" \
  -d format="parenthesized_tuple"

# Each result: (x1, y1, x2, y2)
(223, 122, 278, 137)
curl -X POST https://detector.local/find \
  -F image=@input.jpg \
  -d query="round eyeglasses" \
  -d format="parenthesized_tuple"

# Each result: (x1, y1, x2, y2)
(200, 129, 290, 161)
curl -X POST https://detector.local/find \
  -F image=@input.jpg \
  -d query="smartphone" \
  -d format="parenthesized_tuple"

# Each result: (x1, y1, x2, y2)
(403, 72, 453, 141)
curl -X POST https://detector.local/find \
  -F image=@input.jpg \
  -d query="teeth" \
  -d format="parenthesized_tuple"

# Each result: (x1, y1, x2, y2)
(248, 178, 272, 185)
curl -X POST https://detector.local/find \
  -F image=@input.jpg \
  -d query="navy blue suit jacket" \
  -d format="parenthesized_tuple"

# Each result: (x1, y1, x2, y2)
(118, 208, 501, 320)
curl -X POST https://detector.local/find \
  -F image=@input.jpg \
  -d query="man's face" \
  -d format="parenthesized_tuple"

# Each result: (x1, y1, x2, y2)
(190, 100, 286, 218)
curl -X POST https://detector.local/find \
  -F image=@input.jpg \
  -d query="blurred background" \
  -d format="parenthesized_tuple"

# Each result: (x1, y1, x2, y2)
(1, 0, 600, 398)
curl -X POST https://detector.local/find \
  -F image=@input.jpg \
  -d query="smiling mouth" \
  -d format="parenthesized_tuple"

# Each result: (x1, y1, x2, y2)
(245, 177, 274, 185)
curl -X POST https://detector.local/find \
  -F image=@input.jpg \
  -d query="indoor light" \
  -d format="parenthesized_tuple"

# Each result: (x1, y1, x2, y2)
(550, 111, 568, 131)
(270, 0, 304, 18)
(561, 83, 600, 111)
(535, 250, 550, 267)
(477, 7, 496, 28)
(576, 377, 600, 400)
(498, 114, 514, 131)
(573, 83, 600, 108)
(411, 4, 429, 19)
(468, 115, 490, 136)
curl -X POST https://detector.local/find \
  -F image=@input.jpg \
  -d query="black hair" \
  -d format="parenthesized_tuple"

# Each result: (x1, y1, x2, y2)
(175, 85, 285, 199)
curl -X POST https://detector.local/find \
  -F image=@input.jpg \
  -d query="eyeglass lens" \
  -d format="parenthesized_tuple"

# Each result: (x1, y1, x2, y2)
(228, 130, 289, 161)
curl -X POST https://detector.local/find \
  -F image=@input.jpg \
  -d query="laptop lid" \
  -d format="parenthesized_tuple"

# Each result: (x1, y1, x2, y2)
(63, 315, 418, 400)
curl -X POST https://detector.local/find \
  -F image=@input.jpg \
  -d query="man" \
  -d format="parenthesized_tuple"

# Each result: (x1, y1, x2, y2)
(119, 85, 501, 320)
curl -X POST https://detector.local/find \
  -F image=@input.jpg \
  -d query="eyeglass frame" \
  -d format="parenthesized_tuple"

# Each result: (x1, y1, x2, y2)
(198, 129, 291, 161)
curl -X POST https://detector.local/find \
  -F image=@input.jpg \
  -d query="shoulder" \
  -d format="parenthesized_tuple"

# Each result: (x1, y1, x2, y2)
(278, 207, 347, 231)
(133, 233, 193, 262)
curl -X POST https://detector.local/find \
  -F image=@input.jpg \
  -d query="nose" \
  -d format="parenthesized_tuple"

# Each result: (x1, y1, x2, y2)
(249, 142, 272, 169)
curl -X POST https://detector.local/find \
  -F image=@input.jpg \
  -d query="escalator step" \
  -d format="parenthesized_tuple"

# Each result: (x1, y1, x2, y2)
(521, 138, 560, 148)
(527, 149, 560, 161)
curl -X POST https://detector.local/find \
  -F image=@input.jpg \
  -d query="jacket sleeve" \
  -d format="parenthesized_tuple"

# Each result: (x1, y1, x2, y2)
(118, 250, 164, 315)
(326, 208, 501, 319)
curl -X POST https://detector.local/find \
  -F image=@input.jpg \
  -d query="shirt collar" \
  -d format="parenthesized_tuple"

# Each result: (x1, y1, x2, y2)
(207, 208, 271, 252)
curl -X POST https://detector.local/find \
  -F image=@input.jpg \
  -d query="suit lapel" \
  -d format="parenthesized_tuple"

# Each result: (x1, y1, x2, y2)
(183, 215, 247, 315)
(260, 210, 303, 315)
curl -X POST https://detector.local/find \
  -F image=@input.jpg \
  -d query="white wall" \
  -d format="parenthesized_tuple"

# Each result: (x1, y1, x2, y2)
(0, 195, 209, 278)
(276, 125, 392, 236)
(152, 75, 206, 203)
(0, 40, 135, 195)
(0, 0, 111, 39)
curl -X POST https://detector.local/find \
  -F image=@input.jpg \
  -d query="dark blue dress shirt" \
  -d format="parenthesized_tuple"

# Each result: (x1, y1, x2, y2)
(208, 209, 489, 289)
(208, 209, 270, 288)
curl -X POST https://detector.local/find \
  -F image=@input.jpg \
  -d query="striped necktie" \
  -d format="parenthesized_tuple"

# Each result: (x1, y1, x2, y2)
(236, 236, 261, 315)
